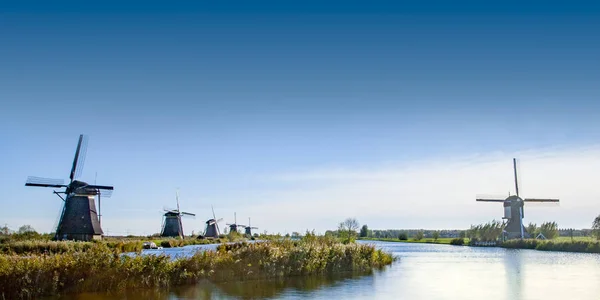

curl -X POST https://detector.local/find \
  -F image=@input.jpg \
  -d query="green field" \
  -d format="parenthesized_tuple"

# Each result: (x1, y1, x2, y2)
(554, 236, 596, 242)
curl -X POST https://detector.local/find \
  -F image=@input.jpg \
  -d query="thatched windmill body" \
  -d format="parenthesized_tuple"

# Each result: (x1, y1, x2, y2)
(244, 217, 258, 236)
(226, 212, 246, 234)
(161, 190, 195, 239)
(203, 206, 223, 238)
(25, 135, 114, 241)
(476, 158, 559, 239)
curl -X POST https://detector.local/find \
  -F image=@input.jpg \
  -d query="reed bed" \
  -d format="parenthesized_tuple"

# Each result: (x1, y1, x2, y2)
(0, 238, 219, 255)
(0, 238, 394, 299)
(501, 239, 600, 253)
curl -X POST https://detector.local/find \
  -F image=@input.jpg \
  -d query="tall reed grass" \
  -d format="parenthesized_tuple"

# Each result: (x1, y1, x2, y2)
(0, 238, 218, 255)
(0, 237, 394, 299)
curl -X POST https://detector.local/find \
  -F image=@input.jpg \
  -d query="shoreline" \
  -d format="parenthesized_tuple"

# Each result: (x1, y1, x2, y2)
(359, 237, 600, 254)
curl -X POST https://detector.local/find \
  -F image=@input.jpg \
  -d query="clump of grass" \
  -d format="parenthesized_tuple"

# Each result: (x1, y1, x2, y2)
(450, 238, 464, 245)
(0, 237, 394, 299)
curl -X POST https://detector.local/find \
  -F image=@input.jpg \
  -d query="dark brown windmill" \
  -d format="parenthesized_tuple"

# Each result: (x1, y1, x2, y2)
(25, 134, 114, 241)
(226, 212, 246, 234)
(476, 158, 559, 239)
(161, 190, 195, 239)
(244, 217, 258, 236)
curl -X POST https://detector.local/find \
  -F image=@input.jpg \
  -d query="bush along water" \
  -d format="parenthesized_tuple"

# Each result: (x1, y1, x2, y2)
(501, 239, 600, 253)
(0, 237, 395, 299)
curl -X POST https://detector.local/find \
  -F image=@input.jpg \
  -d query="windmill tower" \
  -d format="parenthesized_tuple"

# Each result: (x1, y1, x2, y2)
(226, 212, 246, 233)
(161, 190, 195, 239)
(25, 135, 114, 241)
(203, 205, 223, 238)
(244, 217, 258, 236)
(476, 158, 559, 239)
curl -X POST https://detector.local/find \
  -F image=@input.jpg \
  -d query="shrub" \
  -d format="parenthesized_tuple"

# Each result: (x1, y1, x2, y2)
(398, 233, 408, 241)
(450, 238, 464, 245)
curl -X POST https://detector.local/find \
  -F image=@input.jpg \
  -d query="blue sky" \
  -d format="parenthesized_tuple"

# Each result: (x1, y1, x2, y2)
(1, 1, 600, 235)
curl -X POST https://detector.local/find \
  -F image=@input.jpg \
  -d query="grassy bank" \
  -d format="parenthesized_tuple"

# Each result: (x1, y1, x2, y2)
(359, 237, 468, 245)
(0, 237, 394, 299)
(0, 238, 222, 255)
(501, 239, 600, 253)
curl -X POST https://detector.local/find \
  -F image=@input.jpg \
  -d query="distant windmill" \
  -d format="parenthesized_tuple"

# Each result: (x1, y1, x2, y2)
(203, 205, 223, 238)
(160, 190, 195, 239)
(25, 135, 114, 241)
(476, 158, 559, 239)
(244, 217, 258, 236)
(226, 212, 246, 233)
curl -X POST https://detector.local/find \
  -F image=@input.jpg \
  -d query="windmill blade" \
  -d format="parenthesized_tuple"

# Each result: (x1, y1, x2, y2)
(176, 190, 181, 214)
(74, 135, 88, 180)
(181, 212, 195, 216)
(513, 158, 520, 197)
(25, 176, 66, 188)
(211, 205, 216, 220)
(85, 184, 113, 190)
(70, 135, 88, 181)
(523, 198, 560, 203)
(215, 218, 223, 223)
(164, 206, 177, 212)
(476, 198, 505, 202)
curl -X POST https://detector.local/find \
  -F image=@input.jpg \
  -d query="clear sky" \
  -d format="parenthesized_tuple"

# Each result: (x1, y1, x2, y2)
(1, 1, 600, 235)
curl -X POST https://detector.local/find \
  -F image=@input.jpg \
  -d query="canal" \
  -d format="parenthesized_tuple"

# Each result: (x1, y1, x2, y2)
(52, 240, 600, 299)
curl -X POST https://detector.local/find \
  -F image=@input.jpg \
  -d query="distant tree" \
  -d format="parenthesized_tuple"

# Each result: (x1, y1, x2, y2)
(285, 233, 290, 238)
(398, 232, 408, 240)
(292, 231, 301, 239)
(414, 230, 424, 241)
(432, 231, 440, 241)
(539, 221, 559, 239)
(18, 225, 35, 234)
(569, 228, 574, 242)
(459, 231, 466, 239)
(338, 218, 360, 243)
(360, 225, 369, 238)
(0, 225, 9, 235)
(526, 223, 538, 236)
(592, 215, 600, 241)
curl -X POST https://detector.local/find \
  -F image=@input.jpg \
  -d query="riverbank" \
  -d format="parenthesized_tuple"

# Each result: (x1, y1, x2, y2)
(0, 238, 394, 299)
(0, 238, 224, 255)
(360, 237, 600, 254)
(502, 239, 600, 253)
(359, 237, 467, 245)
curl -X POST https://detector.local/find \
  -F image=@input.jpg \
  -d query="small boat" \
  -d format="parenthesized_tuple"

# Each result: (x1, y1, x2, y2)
(142, 241, 159, 249)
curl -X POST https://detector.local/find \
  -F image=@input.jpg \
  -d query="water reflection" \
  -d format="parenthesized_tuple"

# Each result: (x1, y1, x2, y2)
(504, 250, 524, 300)
(51, 271, 377, 300)
(173, 272, 376, 299)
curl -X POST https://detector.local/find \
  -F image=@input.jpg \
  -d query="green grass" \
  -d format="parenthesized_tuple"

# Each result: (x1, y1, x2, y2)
(554, 236, 596, 242)
(359, 237, 469, 245)
(0, 237, 395, 299)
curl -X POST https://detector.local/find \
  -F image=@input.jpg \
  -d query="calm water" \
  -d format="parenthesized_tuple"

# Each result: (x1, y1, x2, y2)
(54, 241, 600, 300)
